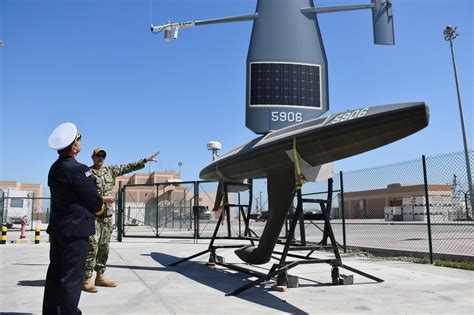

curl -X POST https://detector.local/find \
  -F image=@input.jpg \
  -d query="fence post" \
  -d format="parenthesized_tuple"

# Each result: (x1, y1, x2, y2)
(156, 184, 160, 237)
(422, 155, 433, 264)
(194, 182, 200, 240)
(172, 202, 175, 229)
(0, 192, 4, 227)
(32, 193, 36, 230)
(117, 182, 123, 243)
(189, 199, 193, 233)
(30, 200, 34, 231)
(164, 185, 168, 228)
(238, 192, 241, 237)
(339, 171, 347, 253)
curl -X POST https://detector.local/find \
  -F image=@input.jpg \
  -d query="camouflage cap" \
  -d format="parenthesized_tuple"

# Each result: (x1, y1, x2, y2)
(92, 147, 107, 157)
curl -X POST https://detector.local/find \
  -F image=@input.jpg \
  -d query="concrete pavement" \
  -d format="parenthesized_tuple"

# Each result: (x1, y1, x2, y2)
(0, 230, 473, 314)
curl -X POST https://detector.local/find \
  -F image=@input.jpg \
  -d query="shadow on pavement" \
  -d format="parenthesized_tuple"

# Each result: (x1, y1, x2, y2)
(17, 280, 45, 287)
(154, 252, 309, 314)
(108, 251, 310, 314)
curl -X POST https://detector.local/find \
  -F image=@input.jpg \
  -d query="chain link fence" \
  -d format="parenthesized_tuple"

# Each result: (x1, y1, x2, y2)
(337, 150, 472, 261)
(118, 181, 198, 238)
(1, 151, 471, 262)
(118, 180, 261, 240)
(0, 194, 50, 230)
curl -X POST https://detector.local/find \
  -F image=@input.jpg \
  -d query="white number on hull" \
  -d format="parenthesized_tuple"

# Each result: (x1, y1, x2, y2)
(331, 108, 369, 124)
(271, 111, 303, 123)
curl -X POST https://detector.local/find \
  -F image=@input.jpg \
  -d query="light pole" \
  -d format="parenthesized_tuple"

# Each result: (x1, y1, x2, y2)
(444, 25, 473, 214)
(178, 162, 182, 175)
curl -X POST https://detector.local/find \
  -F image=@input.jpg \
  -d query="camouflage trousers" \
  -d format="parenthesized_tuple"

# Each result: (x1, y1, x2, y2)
(84, 216, 113, 279)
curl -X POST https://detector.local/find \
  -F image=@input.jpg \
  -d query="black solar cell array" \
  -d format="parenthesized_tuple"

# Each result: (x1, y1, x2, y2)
(249, 62, 321, 108)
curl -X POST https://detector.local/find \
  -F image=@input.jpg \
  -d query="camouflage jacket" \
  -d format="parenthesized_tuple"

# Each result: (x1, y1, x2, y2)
(90, 160, 145, 216)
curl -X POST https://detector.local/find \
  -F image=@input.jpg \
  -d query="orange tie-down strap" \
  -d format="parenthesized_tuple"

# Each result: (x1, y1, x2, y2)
(293, 137, 306, 191)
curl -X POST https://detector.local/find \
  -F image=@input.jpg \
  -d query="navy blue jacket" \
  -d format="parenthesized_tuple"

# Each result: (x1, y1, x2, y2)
(47, 156, 103, 237)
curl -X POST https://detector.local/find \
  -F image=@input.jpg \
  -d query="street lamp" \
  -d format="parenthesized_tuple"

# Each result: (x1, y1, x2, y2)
(444, 25, 473, 214)
(178, 162, 183, 174)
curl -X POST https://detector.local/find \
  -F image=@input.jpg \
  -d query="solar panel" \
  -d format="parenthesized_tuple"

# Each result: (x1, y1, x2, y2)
(249, 62, 321, 108)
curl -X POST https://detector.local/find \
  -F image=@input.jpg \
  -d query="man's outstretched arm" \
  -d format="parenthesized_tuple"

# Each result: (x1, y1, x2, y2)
(111, 151, 160, 177)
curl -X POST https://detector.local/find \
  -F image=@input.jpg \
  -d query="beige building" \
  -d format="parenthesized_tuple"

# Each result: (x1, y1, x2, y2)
(0, 181, 44, 223)
(337, 183, 453, 219)
(0, 181, 43, 197)
(0, 181, 43, 213)
(113, 172, 183, 203)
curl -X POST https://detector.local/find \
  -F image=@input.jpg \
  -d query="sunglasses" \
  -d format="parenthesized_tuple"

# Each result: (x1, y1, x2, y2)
(95, 153, 106, 158)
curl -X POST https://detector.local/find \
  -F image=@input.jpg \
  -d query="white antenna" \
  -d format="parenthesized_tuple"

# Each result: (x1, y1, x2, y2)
(207, 141, 222, 161)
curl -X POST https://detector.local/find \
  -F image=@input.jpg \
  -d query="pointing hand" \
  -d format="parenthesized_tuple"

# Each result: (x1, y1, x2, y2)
(145, 151, 160, 163)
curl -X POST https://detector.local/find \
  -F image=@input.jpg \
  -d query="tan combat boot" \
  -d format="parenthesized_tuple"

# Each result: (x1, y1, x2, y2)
(95, 273, 117, 287)
(82, 278, 98, 293)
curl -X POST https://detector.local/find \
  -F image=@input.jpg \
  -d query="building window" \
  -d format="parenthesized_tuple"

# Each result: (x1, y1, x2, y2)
(389, 199, 402, 207)
(10, 198, 24, 208)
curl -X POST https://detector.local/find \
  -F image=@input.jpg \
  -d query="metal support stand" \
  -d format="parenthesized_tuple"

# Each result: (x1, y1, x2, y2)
(169, 178, 383, 297)
(168, 181, 256, 267)
(226, 178, 384, 296)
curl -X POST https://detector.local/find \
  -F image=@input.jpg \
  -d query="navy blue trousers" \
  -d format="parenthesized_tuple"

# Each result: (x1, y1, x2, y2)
(42, 235, 88, 315)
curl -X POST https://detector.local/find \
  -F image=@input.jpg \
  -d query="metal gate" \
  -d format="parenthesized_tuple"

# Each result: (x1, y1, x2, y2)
(117, 180, 222, 238)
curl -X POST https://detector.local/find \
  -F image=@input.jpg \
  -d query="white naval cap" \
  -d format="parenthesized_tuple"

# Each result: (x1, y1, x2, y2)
(48, 122, 80, 150)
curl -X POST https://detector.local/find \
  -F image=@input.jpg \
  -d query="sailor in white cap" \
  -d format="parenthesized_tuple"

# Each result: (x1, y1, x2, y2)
(43, 122, 115, 315)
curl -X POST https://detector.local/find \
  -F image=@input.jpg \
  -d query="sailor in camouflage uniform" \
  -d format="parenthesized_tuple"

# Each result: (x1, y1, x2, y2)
(83, 147, 159, 293)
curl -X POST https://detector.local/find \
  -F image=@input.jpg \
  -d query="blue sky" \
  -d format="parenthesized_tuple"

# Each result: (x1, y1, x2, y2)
(0, 0, 472, 193)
